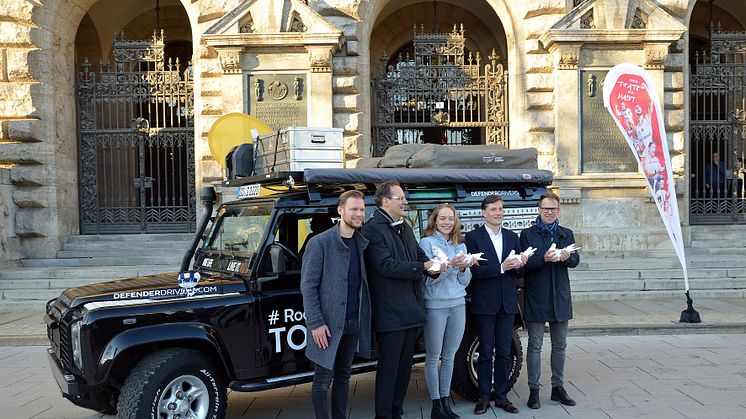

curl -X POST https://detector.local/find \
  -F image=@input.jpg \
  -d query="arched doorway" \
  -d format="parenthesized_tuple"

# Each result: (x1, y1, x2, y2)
(369, 1, 509, 157)
(74, 0, 195, 234)
(688, 0, 746, 224)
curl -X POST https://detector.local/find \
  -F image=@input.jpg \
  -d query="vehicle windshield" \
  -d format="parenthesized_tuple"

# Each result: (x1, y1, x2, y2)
(205, 205, 272, 255)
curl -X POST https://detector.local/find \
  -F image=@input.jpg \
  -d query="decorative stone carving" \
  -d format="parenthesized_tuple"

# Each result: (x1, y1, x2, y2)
(557, 46, 580, 70)
(239, 13, 255, 33)
(631, 8, 647, 29)
(218, 49, 242, 74)
(580, 9, 595, 29)
(309, 48, 332, 73)
(290, 15, 307, 33)
(643, 43, 668, 70)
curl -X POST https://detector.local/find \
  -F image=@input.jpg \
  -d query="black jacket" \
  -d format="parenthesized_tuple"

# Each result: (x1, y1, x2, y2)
(361, 209, 429, 333)
(464, 226, 522, 315)
(519, 224, 580, 322)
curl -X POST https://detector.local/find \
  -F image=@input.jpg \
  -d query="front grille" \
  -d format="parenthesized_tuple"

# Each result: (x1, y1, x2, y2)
(58, 319, 72, 370)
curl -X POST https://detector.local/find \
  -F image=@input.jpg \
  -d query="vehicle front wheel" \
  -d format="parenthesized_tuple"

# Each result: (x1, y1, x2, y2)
(451, 326, 523, 401)
(117, 348, 227, 419)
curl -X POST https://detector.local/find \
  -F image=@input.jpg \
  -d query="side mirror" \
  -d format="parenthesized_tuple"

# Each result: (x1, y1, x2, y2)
(269, 243, 287, 274)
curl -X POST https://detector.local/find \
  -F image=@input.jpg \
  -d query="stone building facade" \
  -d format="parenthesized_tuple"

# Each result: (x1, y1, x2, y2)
(0, 0, 744, 264)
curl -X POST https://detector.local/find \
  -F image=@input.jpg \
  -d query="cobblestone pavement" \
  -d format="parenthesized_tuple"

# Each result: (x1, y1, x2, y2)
(2, 333, 746, 419)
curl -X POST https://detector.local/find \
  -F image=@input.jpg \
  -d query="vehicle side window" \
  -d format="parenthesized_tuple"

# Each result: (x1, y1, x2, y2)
(258, 211, 335, 283)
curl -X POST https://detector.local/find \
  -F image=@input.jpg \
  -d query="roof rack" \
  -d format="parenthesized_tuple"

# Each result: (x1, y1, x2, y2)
(224, 168, 552, 188)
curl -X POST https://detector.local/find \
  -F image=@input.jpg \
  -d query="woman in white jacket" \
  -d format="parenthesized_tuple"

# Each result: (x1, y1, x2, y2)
(419, 204, 474, 419)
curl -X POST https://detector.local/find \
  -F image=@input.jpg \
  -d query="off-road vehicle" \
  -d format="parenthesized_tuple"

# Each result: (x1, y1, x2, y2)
(45, 167, 551, 418)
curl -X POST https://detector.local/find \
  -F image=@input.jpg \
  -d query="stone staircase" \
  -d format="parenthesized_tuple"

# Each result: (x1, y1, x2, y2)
(0, 233, 193, 308)
(571, 225, 746, 300)
(2, 226, 746, 307)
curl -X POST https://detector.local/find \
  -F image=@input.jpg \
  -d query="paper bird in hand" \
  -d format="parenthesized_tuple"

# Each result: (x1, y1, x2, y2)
(564, 243, 581, 253)
(523, 246, 537, 258)
(548, 243, 581, 262)
(428, 247, 451, 272)
(460, 251, 487, 265)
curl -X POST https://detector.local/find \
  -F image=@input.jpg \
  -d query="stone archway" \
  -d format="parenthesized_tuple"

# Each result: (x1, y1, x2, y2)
(685, 0, 746, 224)
(0, 0, 199, 257)
(356, 0, 522, 157)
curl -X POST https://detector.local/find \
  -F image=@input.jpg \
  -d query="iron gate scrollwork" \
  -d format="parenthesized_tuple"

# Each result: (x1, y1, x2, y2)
(371, 24, 509, 157)
(690, 27, 746, 224)
(77, 31, 196, 234)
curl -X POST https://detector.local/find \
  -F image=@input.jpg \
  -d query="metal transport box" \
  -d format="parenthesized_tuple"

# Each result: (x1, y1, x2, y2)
(254, 127, 344, 174)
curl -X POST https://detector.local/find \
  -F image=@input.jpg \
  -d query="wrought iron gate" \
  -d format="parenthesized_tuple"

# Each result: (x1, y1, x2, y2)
(371, 24, 509, 157)
(690, 27, 746, 224)
(77, 32, 196, 234)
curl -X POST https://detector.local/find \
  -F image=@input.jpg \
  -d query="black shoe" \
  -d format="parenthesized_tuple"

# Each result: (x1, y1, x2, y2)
(551, 386, 576, 406)
(440, 397, 461, 419)
(431, 399, 450, 419)
(493, 399, 519, 414)
(473, 400, 490, 415)
(527, 389, 540, 409)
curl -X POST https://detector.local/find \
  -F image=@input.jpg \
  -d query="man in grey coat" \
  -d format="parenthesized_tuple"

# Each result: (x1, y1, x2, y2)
(301, 190, 371, 419)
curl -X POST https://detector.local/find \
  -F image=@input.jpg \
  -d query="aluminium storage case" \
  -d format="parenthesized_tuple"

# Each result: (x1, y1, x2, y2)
(254, 127, 344, 174)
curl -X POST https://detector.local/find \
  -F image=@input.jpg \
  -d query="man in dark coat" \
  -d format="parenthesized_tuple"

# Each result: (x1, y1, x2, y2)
(301, 190, 371, 419)
(361, 180, 441, 419)
(519, 191, 580, 410)
(464, 195, 526, 415)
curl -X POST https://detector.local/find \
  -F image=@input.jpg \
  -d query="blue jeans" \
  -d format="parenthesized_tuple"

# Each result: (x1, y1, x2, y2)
(526, 320, 568, 390)
(311, 318, 360, 419)
(424, 304, 466, 399)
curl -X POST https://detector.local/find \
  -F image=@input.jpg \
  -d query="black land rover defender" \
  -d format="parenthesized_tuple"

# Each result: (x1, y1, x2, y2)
(45, 168, 551, 419)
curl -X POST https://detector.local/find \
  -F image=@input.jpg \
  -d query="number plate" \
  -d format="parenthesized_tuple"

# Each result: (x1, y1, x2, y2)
(236, 183, 261, 199)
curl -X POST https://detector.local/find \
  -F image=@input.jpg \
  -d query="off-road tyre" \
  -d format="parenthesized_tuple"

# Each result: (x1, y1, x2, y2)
(117, 348, 227, 419)
(451, 327, 523, 401)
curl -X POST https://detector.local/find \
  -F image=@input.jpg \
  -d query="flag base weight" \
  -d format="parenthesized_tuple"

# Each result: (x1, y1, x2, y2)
(679, 291, 701, 323)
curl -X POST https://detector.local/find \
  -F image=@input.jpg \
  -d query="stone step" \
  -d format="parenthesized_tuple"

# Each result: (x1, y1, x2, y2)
(21, 256, 179, 268)
(0, 265, 174, 281)
(575, 256, 746, 271)
(56, 248, 185, 258)
(1, 289, 64, 302)
(572, 289, 746, 301)
(570, 278, 746, 293)
(65, 233, 194, 243)
(61, 241, 191, 251)
(689, 239, 746, 248)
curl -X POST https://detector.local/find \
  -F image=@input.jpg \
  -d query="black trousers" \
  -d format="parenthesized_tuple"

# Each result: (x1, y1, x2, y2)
(374, 327, 419, 419)
(311, 318, 360, 419)
(474, 312, 515, 401)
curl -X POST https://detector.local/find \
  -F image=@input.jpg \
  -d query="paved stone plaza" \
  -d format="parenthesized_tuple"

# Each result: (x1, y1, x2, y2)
(2, 333, 746, 419)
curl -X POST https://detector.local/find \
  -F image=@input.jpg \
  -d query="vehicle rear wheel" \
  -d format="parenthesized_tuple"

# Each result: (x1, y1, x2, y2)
(117, 348, 227, 419)
(451, 327, 523, 401)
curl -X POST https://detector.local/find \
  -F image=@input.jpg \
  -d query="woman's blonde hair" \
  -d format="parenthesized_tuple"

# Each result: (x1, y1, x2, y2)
(422, 203, 463, 245)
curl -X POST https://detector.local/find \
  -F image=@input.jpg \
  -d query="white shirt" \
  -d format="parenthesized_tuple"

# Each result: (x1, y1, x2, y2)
(485, 225, 504, 273)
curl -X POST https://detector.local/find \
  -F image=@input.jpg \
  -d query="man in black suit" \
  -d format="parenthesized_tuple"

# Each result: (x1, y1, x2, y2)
(464, 195, 527, 415)
(362, 180, 442, 419)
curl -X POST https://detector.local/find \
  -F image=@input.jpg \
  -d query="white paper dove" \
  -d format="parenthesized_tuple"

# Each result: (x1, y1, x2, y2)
(548, 243, 561, 261)
(460, 251, 487, 265)
(564, 243, 581, 253)
(428, 247, 450, 272)
(523, 246, 537, 258)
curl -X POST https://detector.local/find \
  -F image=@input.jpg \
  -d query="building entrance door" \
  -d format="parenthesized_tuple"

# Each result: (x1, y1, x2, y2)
(76, 32, 196, 234)
(371, 25, 509, 157)
(690, 28, 746, 224)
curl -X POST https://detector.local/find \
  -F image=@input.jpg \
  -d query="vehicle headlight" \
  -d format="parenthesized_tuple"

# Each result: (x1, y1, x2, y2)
(71, 321, 83, 371)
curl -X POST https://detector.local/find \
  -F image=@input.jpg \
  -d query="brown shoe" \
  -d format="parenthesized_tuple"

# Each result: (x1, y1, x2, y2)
(473, 400, 490, 415)
(494, 399, 519, 414)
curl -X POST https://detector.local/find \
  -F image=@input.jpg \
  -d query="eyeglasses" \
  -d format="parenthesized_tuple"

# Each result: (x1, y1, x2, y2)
(539, 207, 559, 213)
(387, 196, 407, 201)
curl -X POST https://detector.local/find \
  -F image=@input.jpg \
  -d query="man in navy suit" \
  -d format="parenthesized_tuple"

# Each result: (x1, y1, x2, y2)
(464, 195, 527, 415)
